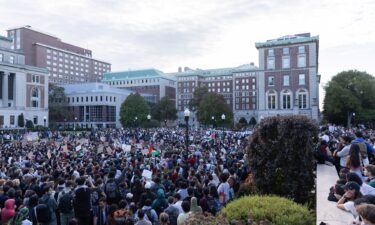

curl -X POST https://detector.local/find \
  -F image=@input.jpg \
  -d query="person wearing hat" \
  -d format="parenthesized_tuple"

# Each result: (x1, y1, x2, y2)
(10, 207, 32, 225)
(337, 181, 363, 217)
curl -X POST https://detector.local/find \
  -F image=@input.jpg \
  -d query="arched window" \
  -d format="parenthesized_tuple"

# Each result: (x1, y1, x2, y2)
(281, 90, 292, 109)
(297, 89, 309, 109)
(267, 90, 277, 109)
(31, 88, 39, 108)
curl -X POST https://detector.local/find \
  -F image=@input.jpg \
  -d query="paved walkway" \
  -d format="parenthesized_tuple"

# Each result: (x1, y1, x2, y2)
(316, 164, 354, 225)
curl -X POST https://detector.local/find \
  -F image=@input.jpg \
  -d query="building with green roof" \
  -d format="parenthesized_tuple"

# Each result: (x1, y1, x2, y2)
(102, 68, 176, 104)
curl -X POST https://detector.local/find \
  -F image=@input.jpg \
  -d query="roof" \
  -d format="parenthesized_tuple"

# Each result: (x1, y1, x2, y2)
(0, 35, 12, 42)
(102, 68, 176, 82)
(255, 33, 319, 48)
(0, 62, 48, 74)
(7, 25, 59, 40)
(169, 64, 259, 77)
(60, 82, 134, 95)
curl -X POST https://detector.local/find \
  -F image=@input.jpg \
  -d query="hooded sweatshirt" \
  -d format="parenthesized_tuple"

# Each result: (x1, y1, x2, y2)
(152, 189, 168, 215)
(1, 198, 16, 224)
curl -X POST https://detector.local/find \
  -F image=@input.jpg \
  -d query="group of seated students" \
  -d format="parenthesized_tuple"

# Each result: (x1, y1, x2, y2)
(325, 130, 375, 225)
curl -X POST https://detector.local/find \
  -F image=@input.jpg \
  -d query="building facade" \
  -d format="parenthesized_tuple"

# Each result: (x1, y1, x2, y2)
(173, 33, 320, 123)
(60, 83, 134, 129)
(102, 68, 176, 104)
(170, 64, 259, 124)
(0, 35, 49, 128)
(6, 25, 111, 84)
(256, 33, 320, 120)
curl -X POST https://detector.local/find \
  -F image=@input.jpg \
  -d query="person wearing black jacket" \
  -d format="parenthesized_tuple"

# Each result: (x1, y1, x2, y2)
(73, 177, 91, 225)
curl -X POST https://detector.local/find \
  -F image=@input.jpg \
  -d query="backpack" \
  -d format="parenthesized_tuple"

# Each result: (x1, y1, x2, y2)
(35, 203, 52, 223)
(113, 209, 127, 225)
(105, 180, 119, 200)
(58, 191, 74, 213)
(357, 141, 368, 158)
(206, 196, 220, 215)
(144, 208, 155, 224)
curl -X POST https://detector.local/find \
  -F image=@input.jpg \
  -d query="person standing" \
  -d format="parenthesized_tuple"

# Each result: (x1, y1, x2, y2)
(57, 181, 75, 225)
(74, 177, 92, 225)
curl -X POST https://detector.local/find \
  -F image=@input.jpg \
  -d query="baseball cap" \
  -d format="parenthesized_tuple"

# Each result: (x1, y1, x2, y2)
(343, 181, 360, 192)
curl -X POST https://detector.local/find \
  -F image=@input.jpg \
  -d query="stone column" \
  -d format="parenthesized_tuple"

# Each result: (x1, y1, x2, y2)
(2, 72, 9, 107)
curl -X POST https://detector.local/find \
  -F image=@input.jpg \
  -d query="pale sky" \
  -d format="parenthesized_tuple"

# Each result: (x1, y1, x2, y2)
(1, 0, 375, 107)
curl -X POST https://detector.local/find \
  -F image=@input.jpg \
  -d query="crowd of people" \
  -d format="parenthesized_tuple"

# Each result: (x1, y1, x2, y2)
(0, 127, 250, 225)
(319, 124, 375, 225)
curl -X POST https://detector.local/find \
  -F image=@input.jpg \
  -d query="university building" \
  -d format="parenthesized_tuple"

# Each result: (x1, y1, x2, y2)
(59, 83, 134, 129)
(172, 33, 320, 123)
(6, 25, 111, 84)
(0, 35, 49, 128)
(102, 68, 176, 104)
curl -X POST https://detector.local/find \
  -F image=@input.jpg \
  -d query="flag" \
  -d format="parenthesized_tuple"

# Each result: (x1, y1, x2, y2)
(148, 146, 158, 155)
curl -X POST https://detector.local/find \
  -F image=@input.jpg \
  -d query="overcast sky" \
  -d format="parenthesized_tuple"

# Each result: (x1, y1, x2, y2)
(1, 0, 374, 104)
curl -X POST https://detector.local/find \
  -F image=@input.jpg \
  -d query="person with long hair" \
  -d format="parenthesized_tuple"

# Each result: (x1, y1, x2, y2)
(346, 143, 363, 179)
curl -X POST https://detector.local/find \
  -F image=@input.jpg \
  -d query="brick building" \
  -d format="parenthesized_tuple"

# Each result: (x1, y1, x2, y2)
(173, 33, 320, 124)
(6, 25, 111, 84)
(256, 33, 320, 120)
(102, 68, 176, 104)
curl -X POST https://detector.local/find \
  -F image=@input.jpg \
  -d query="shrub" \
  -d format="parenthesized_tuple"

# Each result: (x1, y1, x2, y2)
(246, 115, 318, 204)
(25, 120, 34, 129)
(183, 213, 229, 225)
(221, 195, 315, 225)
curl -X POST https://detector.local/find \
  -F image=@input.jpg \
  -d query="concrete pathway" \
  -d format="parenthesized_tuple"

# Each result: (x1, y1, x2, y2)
(316, 164, 354, 225)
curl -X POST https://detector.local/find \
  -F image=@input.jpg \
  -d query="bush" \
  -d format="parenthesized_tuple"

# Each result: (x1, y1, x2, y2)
(221, 195, 315, 225)
(25, 120, 34, 129)
(246, 115, 318, 204)
(183, 213, 229, 225)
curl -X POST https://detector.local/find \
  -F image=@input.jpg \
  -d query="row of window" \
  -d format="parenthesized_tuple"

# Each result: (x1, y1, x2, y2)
(267, 89, 308, 110)
(268, 46, 305, 56)
(46, 49, 109, 68)
(67, 95, 117, 103)
(0, 53, 15, 64)
(107, 78, 162, 86)
(267, 55, 306, 69)
(268, 74, 306, 86)
(235, 103, 256, 110)
(235, 85, 256, 90)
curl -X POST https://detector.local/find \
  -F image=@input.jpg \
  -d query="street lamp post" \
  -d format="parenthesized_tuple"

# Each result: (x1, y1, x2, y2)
(211, 116, 215, 128)
(147, 114, 151, 141)
(221, 114, 225, 133)
(74, 117, 77, 131)
(184, 108, 190, 156)
(43, 116, 47, 128)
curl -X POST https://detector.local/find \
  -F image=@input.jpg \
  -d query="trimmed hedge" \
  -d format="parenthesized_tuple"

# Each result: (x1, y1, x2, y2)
(221, 195, 315, 225)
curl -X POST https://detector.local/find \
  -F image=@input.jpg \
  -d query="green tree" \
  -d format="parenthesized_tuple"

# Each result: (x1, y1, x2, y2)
(25, 120, 34, 129)
(18, 113, 25, 127)
(152, 96, 177, 122)
(197, 92, 233, 126)
(120, 93, 149, 127)
(48, 83, 72, 125)
(323, 70, 375, 127)
(189, 86, 208, 111)
(247, 115, 318, 204)
(249, 116, 257, 127)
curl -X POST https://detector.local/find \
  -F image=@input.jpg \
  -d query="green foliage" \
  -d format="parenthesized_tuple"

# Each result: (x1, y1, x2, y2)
(183, 213, 229, 225)
(238, 117, 247, 125)
(247, 116, 318, 204)
(25, 120, 34, 129)
(18, 113, 25, 127)
(222, 195, 315, 225)
(48, 83, 72, 124)
(197, 92, 233, 126)
(120, 93, 150, 127)
(249, 117, 257, 127)
(189, 86, 208, 111)
(323, 70, 375, 127)
(152, 96, 177, 122)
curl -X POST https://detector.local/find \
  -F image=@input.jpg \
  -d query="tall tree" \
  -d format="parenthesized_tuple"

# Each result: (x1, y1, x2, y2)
(120, 93, 149, 127)
(152, 96, 177, 122)
(189, 86, 208, 111)
(197, 92, 233, 126)
(18, 113, 25, 128)
(323, 70, 375, 127)
(48, 83, 72, 125)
